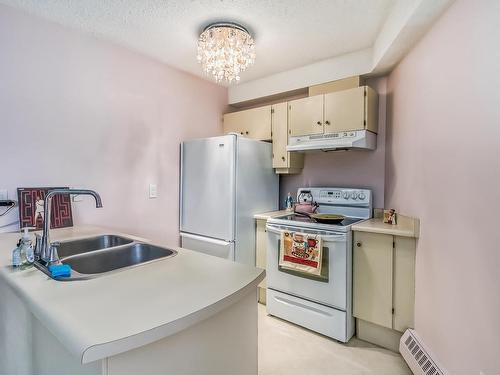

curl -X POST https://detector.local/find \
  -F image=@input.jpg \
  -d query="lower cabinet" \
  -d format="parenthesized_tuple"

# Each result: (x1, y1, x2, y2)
(353, 232, 394, 328)
(255, 219, 267, 304)
(353, 231, 416, 351)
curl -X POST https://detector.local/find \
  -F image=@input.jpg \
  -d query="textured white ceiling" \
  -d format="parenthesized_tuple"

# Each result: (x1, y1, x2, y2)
(0, 0, 397, 85)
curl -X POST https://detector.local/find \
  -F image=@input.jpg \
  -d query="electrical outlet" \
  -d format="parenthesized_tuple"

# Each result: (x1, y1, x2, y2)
(149, 184, 158, 199)
(0, 189, 8, 200)
(480, 371, 485, 375)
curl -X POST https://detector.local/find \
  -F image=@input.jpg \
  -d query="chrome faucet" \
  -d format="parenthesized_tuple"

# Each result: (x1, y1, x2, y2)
(34, 189, 103, 265)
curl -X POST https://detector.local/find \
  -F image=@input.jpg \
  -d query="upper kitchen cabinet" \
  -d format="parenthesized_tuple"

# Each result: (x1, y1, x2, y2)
(288, 86, 378, 137)
(223, 105, 272, 141)
(324, 86, 378, 133)
(288, 95, 324, 136)
(271, 102, 304, 174)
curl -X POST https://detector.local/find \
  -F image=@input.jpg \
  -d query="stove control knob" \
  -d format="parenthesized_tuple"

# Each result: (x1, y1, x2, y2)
(351, 192, 358, 200)
(342, 192, 350, 199)
(358, 192, 366, 200)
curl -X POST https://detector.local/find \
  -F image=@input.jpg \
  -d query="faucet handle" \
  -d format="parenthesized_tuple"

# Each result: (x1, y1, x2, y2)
(47, 242, 61, 265)
(34, 233, 42, 260)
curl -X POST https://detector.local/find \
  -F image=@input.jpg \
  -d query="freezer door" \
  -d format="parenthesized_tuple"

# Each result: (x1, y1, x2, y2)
(180, 233, 235, 260)
(180, 135, 236, 241)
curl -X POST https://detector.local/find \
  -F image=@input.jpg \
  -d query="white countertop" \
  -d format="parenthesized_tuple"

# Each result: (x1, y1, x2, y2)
(0, 226, 264, 364)
(253, 210, 291, 220)
(352, 215, 419, 238)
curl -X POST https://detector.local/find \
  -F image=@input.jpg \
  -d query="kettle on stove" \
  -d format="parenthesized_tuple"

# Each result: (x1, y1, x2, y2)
(294, 191, 319, 214)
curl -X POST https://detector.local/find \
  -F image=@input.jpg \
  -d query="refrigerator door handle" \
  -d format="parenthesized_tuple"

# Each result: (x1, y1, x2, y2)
(180, 232, 234, 246)
(180, 232, 235, 261)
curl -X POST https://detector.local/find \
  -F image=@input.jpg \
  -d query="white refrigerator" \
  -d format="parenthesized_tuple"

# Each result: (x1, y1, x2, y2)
(180, 134, 279, 265)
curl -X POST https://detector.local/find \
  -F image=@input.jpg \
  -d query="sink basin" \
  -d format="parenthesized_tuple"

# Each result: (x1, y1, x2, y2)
(62, 243, 177, 275)
(57, 235, 134, 258)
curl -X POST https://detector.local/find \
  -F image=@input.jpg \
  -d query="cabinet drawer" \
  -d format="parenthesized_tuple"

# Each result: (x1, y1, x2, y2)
(267, 289, 351, 342)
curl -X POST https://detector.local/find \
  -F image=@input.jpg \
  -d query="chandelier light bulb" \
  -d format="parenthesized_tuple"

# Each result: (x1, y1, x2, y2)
(197, 22, 256, 84)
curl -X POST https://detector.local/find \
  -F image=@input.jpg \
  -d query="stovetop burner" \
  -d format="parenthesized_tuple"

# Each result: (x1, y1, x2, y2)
(279, 214, 364, 227)
(268, 187, 373, 233)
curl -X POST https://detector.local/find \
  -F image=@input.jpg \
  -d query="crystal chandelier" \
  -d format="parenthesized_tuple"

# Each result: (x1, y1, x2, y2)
(197, 22, 256, 84)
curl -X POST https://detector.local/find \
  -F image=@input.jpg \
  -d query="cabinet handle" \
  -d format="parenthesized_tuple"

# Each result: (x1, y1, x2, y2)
(325, 120, 331, 125)
(281, 156, 286, 161)
(240, 132, 243, 135)
(316, 121, 322, 126)
(356, 242, 362, 247)
(245, 131, 249, 135)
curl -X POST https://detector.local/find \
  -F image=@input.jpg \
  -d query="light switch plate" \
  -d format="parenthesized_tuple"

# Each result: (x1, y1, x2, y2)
(0, 189, 8, 201)
(149, 184, 158, 199)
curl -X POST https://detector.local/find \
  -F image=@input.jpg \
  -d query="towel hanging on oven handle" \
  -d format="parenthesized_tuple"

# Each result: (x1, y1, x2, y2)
(266, 224, 347, 242)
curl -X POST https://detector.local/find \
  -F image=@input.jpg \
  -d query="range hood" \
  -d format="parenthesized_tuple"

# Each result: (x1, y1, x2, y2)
(286, 130, 376, 152)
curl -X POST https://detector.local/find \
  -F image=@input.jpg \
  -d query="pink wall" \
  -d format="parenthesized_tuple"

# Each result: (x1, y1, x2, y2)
(0, 5, 227, 245)
(280, 77, 387, 208)
(386, 0, 500, 373)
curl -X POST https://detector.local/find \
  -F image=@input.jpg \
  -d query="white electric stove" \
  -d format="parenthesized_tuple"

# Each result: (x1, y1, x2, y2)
(266, 187, 373, 343)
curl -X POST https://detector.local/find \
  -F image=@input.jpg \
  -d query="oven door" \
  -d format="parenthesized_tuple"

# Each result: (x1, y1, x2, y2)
(266, 223, 351, 311)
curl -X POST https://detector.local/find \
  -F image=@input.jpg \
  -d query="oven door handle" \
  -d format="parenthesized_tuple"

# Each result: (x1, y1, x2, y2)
(266, 224, 347, 242)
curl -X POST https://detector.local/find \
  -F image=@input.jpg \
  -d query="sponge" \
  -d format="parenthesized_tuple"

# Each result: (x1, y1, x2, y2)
(48, 264, 71, 278)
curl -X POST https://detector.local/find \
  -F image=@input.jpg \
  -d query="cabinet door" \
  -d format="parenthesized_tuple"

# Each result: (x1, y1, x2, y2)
(223, 106, 272, 140)
(288, 95, 324, 136)
(393, 236, 416, 332)
(256, 219, 267, 303)
(255, 219, 267, 271)
(324, 86, 365, 133)
(271, 102, 289, 168)
(353, 232, 393, 329)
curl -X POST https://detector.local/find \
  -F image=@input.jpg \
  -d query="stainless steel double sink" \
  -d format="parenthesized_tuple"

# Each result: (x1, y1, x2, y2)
(35, 235, 177, 281)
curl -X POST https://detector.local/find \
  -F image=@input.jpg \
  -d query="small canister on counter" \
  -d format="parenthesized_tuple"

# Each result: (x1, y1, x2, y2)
(383, 209, 397, 225)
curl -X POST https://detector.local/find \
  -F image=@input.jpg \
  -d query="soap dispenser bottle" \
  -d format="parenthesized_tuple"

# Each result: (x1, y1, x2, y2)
(285, 192, 294, 211)
(19, 227, 34, 269)
(12, 239, 22, 268)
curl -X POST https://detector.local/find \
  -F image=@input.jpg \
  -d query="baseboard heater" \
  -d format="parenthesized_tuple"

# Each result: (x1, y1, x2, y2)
(400, 329, 447, 375)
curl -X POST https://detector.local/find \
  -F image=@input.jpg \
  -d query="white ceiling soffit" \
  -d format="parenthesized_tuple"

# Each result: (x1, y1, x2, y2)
(0, 0, 396, 85)
(229, 0, 455, 104)
(0, 0, 454, 104)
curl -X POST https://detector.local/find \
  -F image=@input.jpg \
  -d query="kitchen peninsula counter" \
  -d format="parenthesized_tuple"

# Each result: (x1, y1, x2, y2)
(0, 226, 263, 375)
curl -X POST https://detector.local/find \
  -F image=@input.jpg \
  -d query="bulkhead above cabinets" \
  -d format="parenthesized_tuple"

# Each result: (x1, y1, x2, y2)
(222, 84, 379, 174)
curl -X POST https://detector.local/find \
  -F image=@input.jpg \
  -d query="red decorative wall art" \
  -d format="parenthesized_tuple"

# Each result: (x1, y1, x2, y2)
(17, 187, 73, 230)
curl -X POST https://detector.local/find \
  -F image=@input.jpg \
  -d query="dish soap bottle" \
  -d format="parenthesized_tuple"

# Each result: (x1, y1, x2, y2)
(285, 192, 294, 211)
(12, 239, 22, 268)
(19, 227, 34, 270)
